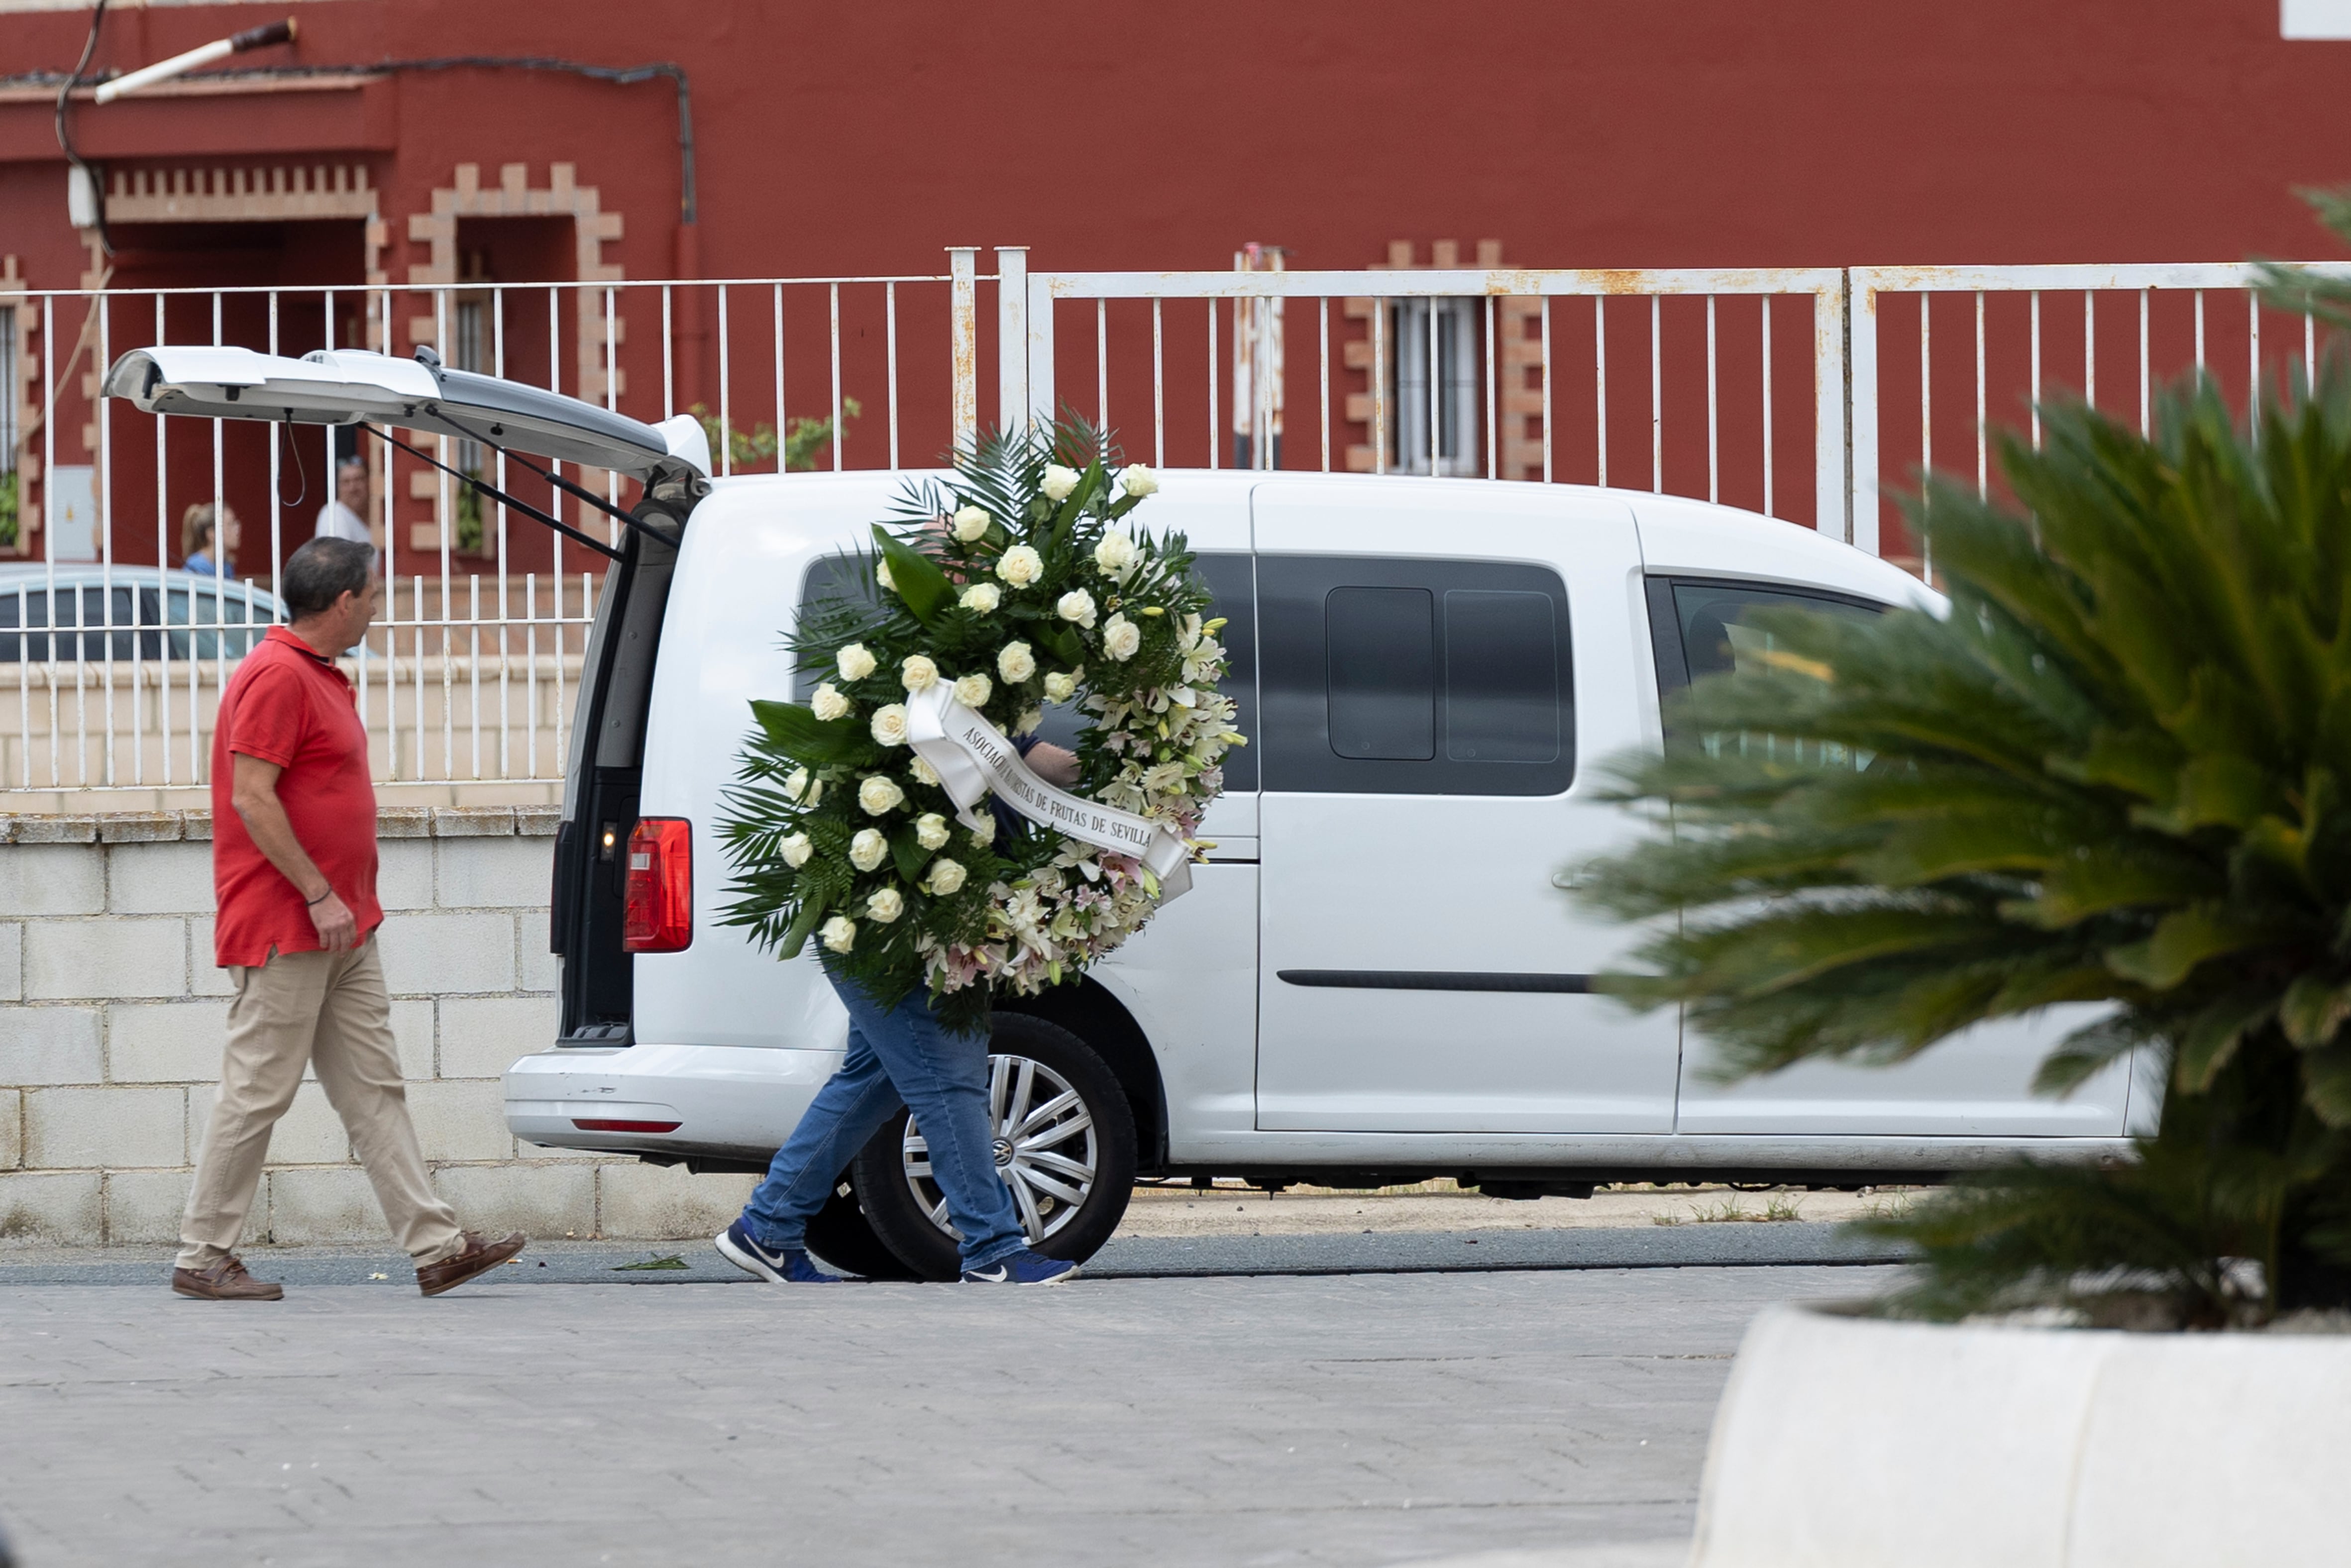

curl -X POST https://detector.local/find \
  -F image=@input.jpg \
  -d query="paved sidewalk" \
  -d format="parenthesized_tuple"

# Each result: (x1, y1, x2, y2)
(0, 1263, 1893, 1568)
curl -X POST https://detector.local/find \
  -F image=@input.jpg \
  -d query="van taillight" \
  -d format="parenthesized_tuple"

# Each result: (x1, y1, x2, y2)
(622, 818, 692, 952)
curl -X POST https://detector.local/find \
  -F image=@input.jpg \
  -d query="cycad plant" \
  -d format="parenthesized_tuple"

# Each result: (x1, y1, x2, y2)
(1582, 353, 2351, 1327)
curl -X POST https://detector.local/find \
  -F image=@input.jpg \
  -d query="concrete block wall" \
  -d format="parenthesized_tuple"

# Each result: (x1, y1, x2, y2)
(0, 807, 754, 1250)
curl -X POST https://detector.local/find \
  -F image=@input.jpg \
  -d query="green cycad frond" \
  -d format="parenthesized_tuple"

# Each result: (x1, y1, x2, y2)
(1585, 346, 2351, 1316)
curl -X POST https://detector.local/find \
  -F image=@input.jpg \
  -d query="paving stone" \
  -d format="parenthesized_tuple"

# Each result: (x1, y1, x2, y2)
(7, 816, 99, 845)
(0, 1265, 1883, 1564)
(25, 916, 186, 1001)
(0, 1170, 102, 1244)
(106, 1000, 230, 1083)
(0, 843, 106, 915)
(376, 808, 433, 840)
(516, 804, 562, 837)
(0, 1005, 103, 1084)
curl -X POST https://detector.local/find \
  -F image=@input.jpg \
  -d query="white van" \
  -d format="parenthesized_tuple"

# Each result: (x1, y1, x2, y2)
(107, 346, 2144, 1282)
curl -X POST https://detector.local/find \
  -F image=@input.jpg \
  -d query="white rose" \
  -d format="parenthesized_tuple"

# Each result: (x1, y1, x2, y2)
(1093, 528, 1138, 577)
(820, 915, 857, 953)
(952, 672, 992, 708)
(1043, 670, 1078, 704)
(915, 813, 951, 850)
(1118, 464, 1158, 498)
(869, 704, 911, 747)
(876, 558, 896, 593)
(967, 814, 997, 846)
(959, 582, 1001, 614)
(849, 828, 889, 871)
(1014, 709, 1043, 736)
(866, 887, 905, 923)
(1041, 464, 1081, 501)
(951, 505, 990, 543)
(1103, 612, 1142, 661)
(998, 641, 1037, 683)
(910, 754, 941, 787)
(780, 832, 814, 868)
(837, 643, 877, 681)
(784, 767, 813, 802)
(858, 775, 905, 815)
(809, 682, 852, 722)
(900, 655, 939, 692)
(996, 545, 1043, 587)
(925, 858, 968, 896)
(1056, 588, 1098, 628)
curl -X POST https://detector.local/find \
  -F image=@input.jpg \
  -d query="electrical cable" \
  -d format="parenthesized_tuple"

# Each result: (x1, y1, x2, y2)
(53, 0, 115, 256)
(6, 56, 697, 228)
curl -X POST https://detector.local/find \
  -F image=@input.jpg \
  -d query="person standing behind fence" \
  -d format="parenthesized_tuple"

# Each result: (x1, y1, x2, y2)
(314, 457, 373, 548)
(181, 503, 239, 578)
(172, 536, 526, 1301)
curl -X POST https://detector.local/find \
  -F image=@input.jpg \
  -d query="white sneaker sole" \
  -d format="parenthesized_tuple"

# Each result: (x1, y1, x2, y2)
(714, 1228, 792, 1284)
(962, 1261, 1083, 1286)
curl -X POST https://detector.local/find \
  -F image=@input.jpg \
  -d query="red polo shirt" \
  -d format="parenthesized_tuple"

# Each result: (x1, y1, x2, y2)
(211, 625, 381, 967)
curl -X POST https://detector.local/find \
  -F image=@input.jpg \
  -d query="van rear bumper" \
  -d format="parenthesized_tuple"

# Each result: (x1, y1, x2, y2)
(503, 1041, 844, 1162)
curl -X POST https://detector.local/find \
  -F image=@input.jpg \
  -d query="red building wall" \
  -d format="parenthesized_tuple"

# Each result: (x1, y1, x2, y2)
(4, 0, 2350, 575)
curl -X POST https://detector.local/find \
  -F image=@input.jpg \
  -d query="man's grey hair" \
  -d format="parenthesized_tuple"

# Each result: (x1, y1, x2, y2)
(282, 537, 375, 618)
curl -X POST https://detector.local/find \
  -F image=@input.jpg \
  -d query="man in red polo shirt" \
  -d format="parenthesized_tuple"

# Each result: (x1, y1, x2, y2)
(174, 536, 526, 1300)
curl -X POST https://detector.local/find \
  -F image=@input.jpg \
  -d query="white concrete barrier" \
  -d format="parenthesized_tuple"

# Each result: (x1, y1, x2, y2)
(1692, 1303, 2351, 1568)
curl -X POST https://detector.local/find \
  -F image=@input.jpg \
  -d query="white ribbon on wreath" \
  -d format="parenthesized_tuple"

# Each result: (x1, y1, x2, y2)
(905, 683, 1194, 901)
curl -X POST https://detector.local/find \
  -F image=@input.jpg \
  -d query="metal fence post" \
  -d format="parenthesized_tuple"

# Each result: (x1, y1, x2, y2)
(1814, 271, 1851, 543)
(1846, 271, 1879, 555)
(996, 247, 1028, 437)
(1027, 272, 1057, 432)
(948, 246, 978, 457)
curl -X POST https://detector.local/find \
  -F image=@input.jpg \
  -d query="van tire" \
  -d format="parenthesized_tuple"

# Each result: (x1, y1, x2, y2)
(850, 1012, 1137, 1282)
(803, 1174, 925, 1281)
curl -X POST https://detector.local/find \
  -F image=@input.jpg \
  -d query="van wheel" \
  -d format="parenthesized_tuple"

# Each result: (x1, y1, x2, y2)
(803, 1173, 924, 1281)
(849, 1012, 1136, 1282)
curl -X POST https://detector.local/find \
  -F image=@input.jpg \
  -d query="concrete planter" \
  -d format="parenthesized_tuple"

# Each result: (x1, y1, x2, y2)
(1690, 1302, 2351, 1568)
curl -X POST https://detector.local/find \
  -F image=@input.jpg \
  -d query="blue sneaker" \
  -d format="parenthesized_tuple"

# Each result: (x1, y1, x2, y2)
(960, 1248, 1080, 1285)
(715, 1219, 836, 1283)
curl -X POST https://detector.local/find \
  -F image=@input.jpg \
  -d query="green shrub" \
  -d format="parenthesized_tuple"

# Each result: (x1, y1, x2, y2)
(1581, 355, 2351, 1327)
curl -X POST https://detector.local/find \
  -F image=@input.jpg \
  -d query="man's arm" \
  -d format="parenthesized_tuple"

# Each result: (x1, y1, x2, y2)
(228, 751, 357, 951)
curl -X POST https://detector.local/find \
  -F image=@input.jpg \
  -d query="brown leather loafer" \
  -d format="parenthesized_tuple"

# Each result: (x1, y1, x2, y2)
(416, 1230, 528, 1297)
(171, 1255, 284, 1301)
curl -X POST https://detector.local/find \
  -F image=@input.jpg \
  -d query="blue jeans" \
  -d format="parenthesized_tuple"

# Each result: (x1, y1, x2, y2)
(741, 970, 1027, 1271)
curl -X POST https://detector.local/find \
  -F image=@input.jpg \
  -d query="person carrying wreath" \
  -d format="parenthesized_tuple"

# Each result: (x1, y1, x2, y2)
(172, 536, 527, 1301)
(715, 732, 1089, 1286)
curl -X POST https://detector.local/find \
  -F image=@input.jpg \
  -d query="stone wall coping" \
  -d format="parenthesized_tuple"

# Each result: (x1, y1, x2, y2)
(0, 804, 562, 845)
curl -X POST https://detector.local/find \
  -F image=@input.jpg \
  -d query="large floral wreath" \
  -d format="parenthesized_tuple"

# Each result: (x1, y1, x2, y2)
(718, 424, 1242, 1029)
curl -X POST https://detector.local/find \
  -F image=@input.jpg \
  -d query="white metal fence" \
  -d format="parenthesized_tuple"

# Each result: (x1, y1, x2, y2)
(0, 251, 2339, 797)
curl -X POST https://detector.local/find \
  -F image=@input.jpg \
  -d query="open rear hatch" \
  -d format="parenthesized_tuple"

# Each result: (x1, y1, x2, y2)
(105, 344, 715, 1045)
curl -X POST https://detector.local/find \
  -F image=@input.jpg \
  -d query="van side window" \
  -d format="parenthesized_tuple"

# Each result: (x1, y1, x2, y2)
(1645, 577, 1883, 700)
(793, 548, 1262, 793)
(1644, 577, 1883, 759)
(1259, 554, 1573, 796)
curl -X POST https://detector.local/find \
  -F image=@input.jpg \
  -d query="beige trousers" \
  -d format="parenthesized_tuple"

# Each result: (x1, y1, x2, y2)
(177, 936, 465, 1270)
